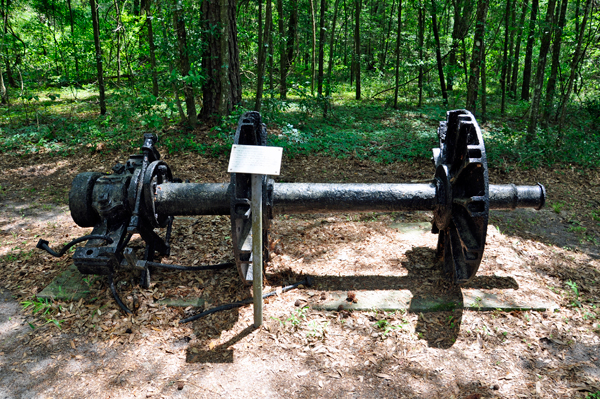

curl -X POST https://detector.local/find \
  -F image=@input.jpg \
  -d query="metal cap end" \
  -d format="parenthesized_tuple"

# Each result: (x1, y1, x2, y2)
(535, 183, 547, 211)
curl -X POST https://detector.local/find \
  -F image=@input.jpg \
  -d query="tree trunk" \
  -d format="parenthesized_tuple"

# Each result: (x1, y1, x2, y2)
(201, 0, 242, 119)
(510, 0, 528, 97)
(324, 0, 340, 116)
(309, 0, 316, 94)
(90, 0, 106, 115)
(255, 0, 272, 111)
(380, 0, 395, 71)
(326, 0, 340, 96)
(393, 0, 402, 108)
(466, 0, 488, 113)
(500, 0, 512, 116)
(447, 0, 473, 91)
(287, 0, 298, 67)
(557, 0, 592, 132)
(159, 10, 185, 123)
(430, 0, 448, 106)
(0, 0, 9, 102)
(317, 0, 327, 96)
(542, 0, 568, 126)
(113, 0, 122, 85)
(417, 1, 424, 107)
(527, 0, 557, 139)
(481, 42, 487, 122)
(145, 0, 159, 97)
(354, 0, 361, 100)
(66, 0, 79, 80)
(277, 0, 287, 99)
(520, 0, 538, 101)
(506, 0, 516, 92)
(173, 2, 197, 126)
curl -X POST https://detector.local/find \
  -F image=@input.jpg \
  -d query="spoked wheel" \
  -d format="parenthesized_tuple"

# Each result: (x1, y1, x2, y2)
(432, 110, 489, 284)
(230, 111, 272, 285)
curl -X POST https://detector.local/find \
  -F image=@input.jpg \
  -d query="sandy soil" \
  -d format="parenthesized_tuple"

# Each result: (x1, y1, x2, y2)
(0, 145, 599, 399)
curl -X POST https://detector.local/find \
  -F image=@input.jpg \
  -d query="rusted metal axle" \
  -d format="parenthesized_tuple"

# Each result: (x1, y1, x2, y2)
(37, 110, 546, 313)
(154, 181, 544, 216)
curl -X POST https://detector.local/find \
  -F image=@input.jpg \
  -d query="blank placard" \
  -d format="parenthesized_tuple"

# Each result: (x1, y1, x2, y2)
(228, 145, 283, 175)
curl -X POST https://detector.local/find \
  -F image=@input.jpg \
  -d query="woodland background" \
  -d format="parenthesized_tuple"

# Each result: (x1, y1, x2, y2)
(0, 0, 598, 167)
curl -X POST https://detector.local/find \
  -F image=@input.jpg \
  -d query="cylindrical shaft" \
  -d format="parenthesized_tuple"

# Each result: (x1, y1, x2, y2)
(272, 183, 437, 214)
(489, 183, 546, 210)
(155, 182, 546, 216)
(155, 182, 230, 216)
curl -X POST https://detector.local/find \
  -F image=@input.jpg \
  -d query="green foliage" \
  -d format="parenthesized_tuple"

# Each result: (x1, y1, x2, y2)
(485, 122, 600, 169)
(21, 296, 64, 328)
(565, 280, 582, 308)
(306, 320, 329, 340)
(287, 306, 309, 328)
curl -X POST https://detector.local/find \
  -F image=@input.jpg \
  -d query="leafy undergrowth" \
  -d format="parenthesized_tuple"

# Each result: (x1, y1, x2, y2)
(1, 87, 598, 170)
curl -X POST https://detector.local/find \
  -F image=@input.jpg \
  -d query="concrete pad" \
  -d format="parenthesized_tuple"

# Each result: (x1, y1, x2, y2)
(388, 222, 431, 235)
(157, 298, 205, 307)
(311, 289, 558, 312)
(37, 264, 99, 301)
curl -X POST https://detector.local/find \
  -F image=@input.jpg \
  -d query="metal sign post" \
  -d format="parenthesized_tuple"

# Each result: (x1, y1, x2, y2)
(250, 174, 263, 327)
(228, 144, 283, 327)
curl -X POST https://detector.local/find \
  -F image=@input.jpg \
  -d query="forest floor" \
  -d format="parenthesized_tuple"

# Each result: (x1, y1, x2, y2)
(0, 138, 599, 398)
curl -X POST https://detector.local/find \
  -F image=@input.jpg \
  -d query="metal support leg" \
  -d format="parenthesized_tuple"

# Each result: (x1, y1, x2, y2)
(251, 174, 263, 327)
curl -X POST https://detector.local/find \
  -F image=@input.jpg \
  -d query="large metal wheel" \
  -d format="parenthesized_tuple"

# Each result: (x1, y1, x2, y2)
(432, 110, 489, 284)
(230, 111, 272, 285)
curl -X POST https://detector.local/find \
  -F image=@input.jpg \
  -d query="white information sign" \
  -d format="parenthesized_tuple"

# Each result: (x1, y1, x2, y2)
(227, 144, 283, 176)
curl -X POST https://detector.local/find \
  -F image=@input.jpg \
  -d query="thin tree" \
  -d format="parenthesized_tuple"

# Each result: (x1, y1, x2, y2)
(527, 0, 557, 139)
(557, 0, 593, 133)
(66, 0, 79, 79)
(145, 0, 159, 97)
(255, 0, 272, 111)
(158, 8, 185, 123)
(317, 0, 327, 96)
(287, 1, 298, 68)
(520, 0, 538, 101)
(113, 0, 123, 84)
(354, 0, 361, 100)
(173, 1, 196, 126)
(277, 0, 287, 98)
(309, 0, 317, 94)
(430, 0, 448, 106)
(0, 0, 9, 104)
(500, 0, 512, 116)
(466, 0, 489, 113)
(380, 0, 396, 71)
(506, 0, 516, 92)
(393, 0, 402, 108)
(90, 0, 106, 115)
(447, 0, 473, 91)
(542, 0, 568, 127)
(324, 0, 341, 116)
(417, 0, 424, 107)
(481, 42, 487, 122)
(510, 0, 529, 97)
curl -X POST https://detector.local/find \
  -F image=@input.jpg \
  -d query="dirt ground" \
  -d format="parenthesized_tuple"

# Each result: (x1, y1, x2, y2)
(0, 141, 599, 399)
